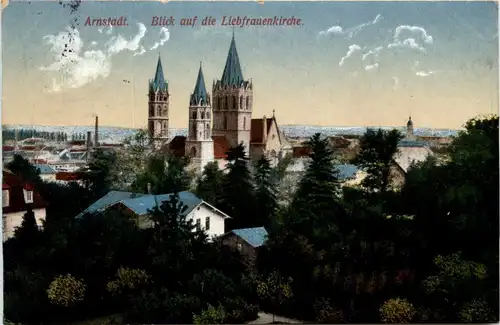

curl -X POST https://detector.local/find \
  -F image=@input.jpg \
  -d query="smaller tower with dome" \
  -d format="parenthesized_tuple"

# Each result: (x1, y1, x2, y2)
(405, 116, 415, 141)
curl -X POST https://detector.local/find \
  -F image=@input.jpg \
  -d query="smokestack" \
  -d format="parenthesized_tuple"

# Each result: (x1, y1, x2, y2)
(262, 115, 267, 143)
(86, 131, 92, 161)
(94, 115, 99, 148)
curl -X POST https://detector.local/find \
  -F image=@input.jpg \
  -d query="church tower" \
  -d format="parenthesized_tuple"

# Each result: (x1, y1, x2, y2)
(185, 63, 214, 172)
(212, 32, 253, 155)
(406, 116, 415, 140)
(148, 55, 170, 150)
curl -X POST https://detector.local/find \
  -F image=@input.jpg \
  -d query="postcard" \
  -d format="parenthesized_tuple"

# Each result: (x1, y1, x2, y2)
(2, 1, 498, 324)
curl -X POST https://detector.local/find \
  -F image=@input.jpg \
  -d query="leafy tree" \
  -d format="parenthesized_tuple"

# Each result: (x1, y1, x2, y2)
(193, 304, 227, 324)
(254, 155, 279, 228)
(47, 274, 86, 307)
(13, 208, 40, 241)
(6, 154, 41, 184)
(195, 161, 224, 207)
(256, 271, 294, 323)
(219, 144, 256, 229)
(379, 297, 416, 323)
(353, 128, 403, 193)
(82, 149, 118, 200)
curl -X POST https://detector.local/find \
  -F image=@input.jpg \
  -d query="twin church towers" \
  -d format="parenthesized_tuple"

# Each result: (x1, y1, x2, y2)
(147, 32, 253, 169)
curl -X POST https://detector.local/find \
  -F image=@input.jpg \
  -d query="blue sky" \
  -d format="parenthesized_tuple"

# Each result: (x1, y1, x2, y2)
(2, 1, 498, 129)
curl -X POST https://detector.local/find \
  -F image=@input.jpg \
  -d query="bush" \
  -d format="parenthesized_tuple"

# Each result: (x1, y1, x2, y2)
(223, 296, 259, 323)
(457, 299, 497, 323)
(47, 274, 86, 307)
(379, 297, 416, 323)
(193, 304, 227, 324)
(314, 297, 345, 323)
(106, 267, 150, 295)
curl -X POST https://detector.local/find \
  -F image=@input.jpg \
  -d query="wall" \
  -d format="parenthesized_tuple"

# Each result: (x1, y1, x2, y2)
(2, 208, 46, 241)
(187, 203, 226, 238)
(40, 174, 56, 182)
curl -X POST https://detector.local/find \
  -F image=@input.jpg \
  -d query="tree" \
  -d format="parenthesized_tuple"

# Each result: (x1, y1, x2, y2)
(256, 271, 293, 322)
(379, 297, 416, 323)
(353, 128, 403, 193)
(193, 304, 227, 324)
(289, 133, 343, 239)
(254, 155, 278, 228)
(219, 144, 256, 229)
(6, 154, 41, 184)
(47, 274, 86, 307)
(82, 148, 118, 200)
(195, 162, 224, 207)
(14, 208, 39, 240)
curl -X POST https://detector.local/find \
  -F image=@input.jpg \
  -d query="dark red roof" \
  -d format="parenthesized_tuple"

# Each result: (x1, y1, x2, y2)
(250, 118, 274, 144)
(2, 170, 47, 214)
(292, 146, 312, 158)
(55, 172, 85, 181)
(3, 145, 14, 151)
(213, 136, 230, 159)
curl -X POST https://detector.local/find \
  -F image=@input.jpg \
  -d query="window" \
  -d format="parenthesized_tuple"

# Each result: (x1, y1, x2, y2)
(192, 111, 197, 120)
(237, 242, 243, 251)
(240, 96, 243, 109)
(196, 218, 201, 231)
(218, 98, 222, 110)
(233, 96, 237, 109)
(223, 116, 228, 129)
(24, 189, 33, 204)
(243, 117, 247, 129)
(201, 112, 205, 119)
(246, 97, 250, 109)
(2, 190, 9, 207)
(205, 217, 210, 230)
(207, 112, 210, 119)
(225, 97, 228, 110)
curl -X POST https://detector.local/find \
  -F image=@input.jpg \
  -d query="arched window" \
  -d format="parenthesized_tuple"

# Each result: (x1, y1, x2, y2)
(243, 117, 247, 129)
(148, 121, 154, 137)
(246, 97, 250, 109)
(156, 121, 161, 136)
(225, 97, 228, 110)
(240, 96, 244, 110)
(190, 147, 197, 157)
(223, 116, 228, 129)
(206, 123, 210, 138)
(218, 97, 222, 110)
(149, 106, 154, 116)
(204, 128, 207, 139)
(233, 96, 237, 110)
(192, 111, 197, 120)
(201, 112, 205, 119)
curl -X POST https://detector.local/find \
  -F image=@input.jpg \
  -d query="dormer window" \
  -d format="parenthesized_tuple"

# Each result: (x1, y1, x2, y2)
(24, 189, 34, 204)
(2, 189, 9, 207)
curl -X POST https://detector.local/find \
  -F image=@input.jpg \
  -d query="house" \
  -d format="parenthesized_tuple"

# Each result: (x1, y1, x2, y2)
(220, 227, 268, 265)
(78, 190, 230, 238)
(2, 169, 47, 241)
(34, 164, 57, 182)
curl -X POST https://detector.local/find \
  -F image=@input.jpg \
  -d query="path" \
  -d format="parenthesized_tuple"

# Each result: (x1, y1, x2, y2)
(247, 312, 302, 324)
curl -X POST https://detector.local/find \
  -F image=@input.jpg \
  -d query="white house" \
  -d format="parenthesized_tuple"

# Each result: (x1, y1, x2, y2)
(77, 190, 230, 238)
(2, 169, 47, 241)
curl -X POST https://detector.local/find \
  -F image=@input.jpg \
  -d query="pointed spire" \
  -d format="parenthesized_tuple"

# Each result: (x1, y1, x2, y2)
(191, 62, 208, 106)
(150, 55, 168, 92)
(272, 109, 276, 118)
(220, 33, 244, 87)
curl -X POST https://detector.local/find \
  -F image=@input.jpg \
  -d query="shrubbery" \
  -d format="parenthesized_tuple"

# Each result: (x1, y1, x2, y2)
(47, 274, 86, 307)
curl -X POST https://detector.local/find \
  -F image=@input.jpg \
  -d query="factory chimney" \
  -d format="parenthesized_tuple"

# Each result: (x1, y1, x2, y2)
(86, 131, 92, 161)
(94, 115, 99, 148)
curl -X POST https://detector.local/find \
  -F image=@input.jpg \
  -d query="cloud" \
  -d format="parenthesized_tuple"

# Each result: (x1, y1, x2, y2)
(149, 27, 170, 51)
(415, 70, 434, 77)
(392, 76, 399, 90)
(107, 23, 147, 55)
(388, 25, 433, 53)
(339, 44, 362, 66)
(365, 63, 379, 71)
(361, 46, 383, 61)
(40, 23, 169, 92)
(318, 14, 382, 39)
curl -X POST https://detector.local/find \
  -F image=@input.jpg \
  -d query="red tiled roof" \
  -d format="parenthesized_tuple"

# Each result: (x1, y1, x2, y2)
(3, 145, 14, 151)
(168, 136, 187, 157)
(2, 171, 47, 214)
(55, 172, 85, 181)
(250, 118, 274, 144)
(213, 136, 230, 159)
(292, 146, 312, 158)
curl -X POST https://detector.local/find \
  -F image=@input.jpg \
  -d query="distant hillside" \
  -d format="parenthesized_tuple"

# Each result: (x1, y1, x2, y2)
(2, 124, 459, 143)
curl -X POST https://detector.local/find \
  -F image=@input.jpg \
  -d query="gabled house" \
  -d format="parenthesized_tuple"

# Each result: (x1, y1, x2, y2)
(220, 227, 268, 265)
(78, 190, 230, 238)
(2, 169, 47, 241)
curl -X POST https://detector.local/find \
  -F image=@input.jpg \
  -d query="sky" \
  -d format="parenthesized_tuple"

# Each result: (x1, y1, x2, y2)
(2, 1, 498, 129)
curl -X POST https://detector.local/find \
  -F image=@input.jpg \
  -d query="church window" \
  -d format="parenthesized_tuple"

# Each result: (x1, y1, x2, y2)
(207, 112, 210, 119)
(246, 97, 250, 110)
(225, 97, 228, 110)
(218, 98, 221, 110)
(201, 112, 205, 119)
(149, 121, 154, 137)
(149, 106, 154, 116)
(243, 117, 247, 129)
(190, 147, 197, 157)
(223, 116, 228, 129)
(240, 96, 244, 110)
(192, 111, 197, 120)
(233, 96, 237, 110)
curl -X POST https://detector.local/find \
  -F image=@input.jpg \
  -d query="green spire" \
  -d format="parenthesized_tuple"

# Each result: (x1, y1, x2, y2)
(190, 62, 208, 106)
(150, 55, 168, 92)
(220, 32, 244, 87)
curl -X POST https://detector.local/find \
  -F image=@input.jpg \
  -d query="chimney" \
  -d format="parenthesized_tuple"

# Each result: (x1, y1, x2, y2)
(14, 128, 18, 152)
(262, 115, 267, 144)
(147, 183, 152, 195)
(94, 115, 99, 148)
(86, 131, 92, 161)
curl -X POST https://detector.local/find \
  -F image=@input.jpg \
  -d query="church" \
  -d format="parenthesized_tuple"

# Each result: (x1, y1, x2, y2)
(147, 33, 292, 172)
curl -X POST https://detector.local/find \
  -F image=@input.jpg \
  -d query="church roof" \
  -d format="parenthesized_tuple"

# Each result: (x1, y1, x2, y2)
(220, 34, 244, 87)
(150, 56, 168, 92)
(190, 63, 209, 106)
